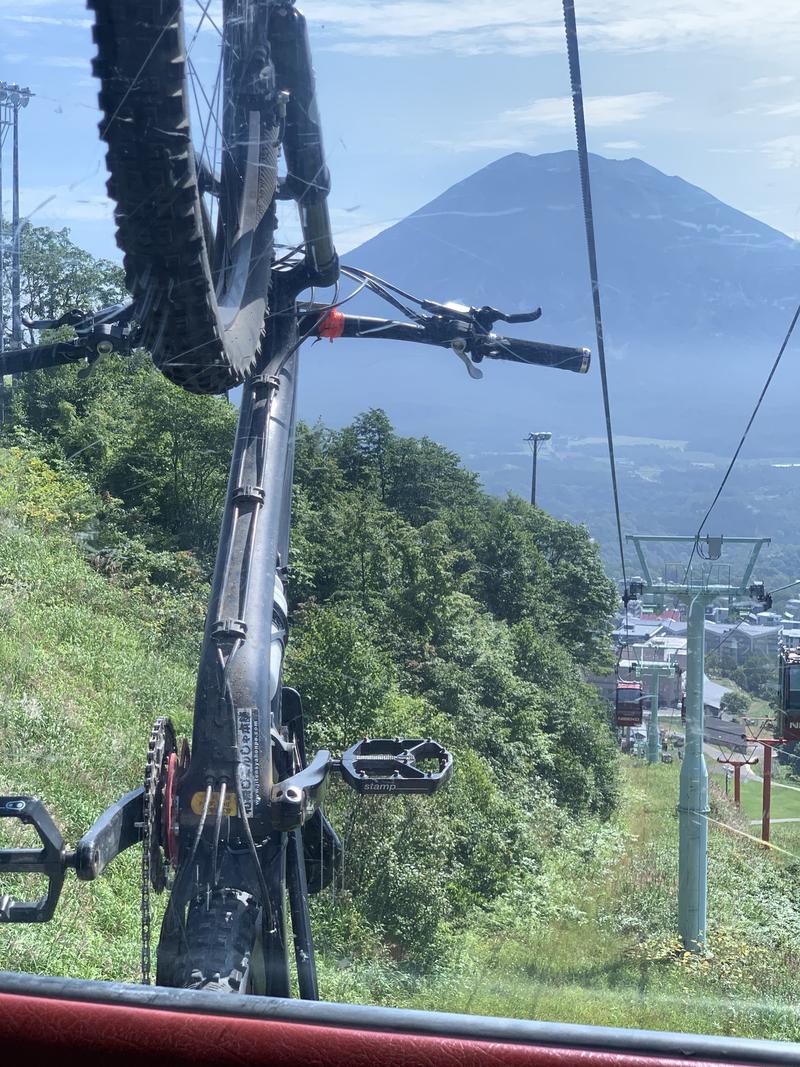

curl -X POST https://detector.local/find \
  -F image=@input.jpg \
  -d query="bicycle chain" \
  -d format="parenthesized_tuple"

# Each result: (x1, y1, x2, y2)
(141, 716, 176, 984)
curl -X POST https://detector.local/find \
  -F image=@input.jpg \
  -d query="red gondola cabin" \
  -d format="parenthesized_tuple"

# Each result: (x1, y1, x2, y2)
(615, 680, 644, 727)
(779, 646, 800, 741)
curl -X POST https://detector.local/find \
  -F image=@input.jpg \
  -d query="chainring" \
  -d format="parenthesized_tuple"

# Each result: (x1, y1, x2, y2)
(162, 738, 191, 869)
(141, 718, 192, 985)
(143, 717, 176, 894)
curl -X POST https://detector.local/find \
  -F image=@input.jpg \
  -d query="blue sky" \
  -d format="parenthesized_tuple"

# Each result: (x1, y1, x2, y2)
(2, 0, 800, 262)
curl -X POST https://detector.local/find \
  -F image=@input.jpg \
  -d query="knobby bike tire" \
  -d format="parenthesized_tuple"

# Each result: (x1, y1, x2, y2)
(170, 890, 260, 994)
(89, 0, 279, 394)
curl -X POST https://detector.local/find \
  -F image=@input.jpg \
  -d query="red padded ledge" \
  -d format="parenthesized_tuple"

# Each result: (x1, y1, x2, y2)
(0, 991, 755, 1067)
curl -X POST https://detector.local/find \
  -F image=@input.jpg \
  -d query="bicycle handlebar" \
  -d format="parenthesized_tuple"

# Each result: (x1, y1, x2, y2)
(470, 334, 591, 374)
(299, 308, 591, 376)
(1, 302, 591, 380)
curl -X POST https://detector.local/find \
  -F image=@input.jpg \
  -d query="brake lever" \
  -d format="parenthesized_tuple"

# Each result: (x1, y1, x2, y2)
(500, 308, 543, 324)
(419, 299, 543, 332)
(23, 301, 135, 335)
(473, 305, 542, 330)
(22, 308, 87, 331)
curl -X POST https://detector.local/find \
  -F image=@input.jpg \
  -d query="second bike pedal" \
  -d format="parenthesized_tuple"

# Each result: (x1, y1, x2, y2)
(0, 796, 69, 923)
(338, 738, 453, 796)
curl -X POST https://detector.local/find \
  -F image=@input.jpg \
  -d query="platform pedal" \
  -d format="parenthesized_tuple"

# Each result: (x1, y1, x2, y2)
(0, 796, 68, 923)
(339, 738, 453, 796)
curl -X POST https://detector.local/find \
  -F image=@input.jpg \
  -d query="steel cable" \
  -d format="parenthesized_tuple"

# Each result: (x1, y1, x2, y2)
(562, 0, 629, 629)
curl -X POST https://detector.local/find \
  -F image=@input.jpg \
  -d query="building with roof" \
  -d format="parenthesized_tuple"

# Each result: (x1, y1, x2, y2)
(704, 621, 780, 663)
(703, 675, 730, 715)
(703, 716, 748, 754)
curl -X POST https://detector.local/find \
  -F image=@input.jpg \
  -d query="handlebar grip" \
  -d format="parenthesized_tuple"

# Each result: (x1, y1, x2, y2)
(474, 334, 591, 374)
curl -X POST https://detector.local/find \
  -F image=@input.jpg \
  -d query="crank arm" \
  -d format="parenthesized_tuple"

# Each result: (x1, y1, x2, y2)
(268, 750, 333, 831)
(74, 787, 144, 881)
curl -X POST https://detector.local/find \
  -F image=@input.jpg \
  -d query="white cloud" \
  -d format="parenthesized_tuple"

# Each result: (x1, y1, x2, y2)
(765, 102, 800, 117)
(761, 135, 800, 170)
(17, 186, 113, 224)
(429, 136, 537, 153)
(427, 95, 665, 156)
(503, 92, 670, 128)
(12, 15, 92, 27)
(747, 74, 795, 89)
(304, 1, 800, 58)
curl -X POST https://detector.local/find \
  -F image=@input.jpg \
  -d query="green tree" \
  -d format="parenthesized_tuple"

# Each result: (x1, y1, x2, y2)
(2, 222, 125, 346)
(721, 691, 750, 718)
(8, 353, 236, 556)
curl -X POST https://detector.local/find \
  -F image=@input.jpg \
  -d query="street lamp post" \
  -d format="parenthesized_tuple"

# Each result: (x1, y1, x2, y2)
(0, 82, 32, 422)
(526, 431, 552, 507)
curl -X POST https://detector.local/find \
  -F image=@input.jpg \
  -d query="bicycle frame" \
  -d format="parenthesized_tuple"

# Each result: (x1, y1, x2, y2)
(156, 1, 340, 994)
(161, 272, 310, 996)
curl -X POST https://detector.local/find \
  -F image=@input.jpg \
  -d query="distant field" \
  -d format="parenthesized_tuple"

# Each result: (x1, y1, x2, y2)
(738, 777, 800, 823)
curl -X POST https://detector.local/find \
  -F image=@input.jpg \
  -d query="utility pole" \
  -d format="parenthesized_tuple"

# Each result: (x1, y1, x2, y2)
(525, 431, 551, 507)
(11, 86, 22, 348)
(626, 534, 770, 952)
(0, 82, 32, 421)
(759, 737, 784, 845)
(648, 670, 661, 763)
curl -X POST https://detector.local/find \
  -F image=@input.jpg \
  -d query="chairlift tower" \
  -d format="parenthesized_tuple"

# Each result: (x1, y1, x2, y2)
(0, 82, 33, 421)
(630, 658, 680, 766)
(626, 534, 770, 952)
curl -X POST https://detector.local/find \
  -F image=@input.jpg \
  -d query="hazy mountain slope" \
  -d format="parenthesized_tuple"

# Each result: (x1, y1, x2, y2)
(300, 151, 799, 455)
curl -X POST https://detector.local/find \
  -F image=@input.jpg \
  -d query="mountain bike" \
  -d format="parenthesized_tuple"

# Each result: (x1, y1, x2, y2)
(0, 0, 590, 998)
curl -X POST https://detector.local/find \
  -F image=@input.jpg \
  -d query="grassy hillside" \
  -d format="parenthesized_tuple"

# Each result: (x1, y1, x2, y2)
(0, 449, 197, 979)
(392, 761, 800, 1042)
(0, 406, 619, 984)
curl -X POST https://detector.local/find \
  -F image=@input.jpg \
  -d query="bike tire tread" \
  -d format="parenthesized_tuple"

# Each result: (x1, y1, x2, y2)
(174, 889, 258, 993)
(88, 0, 273, 394)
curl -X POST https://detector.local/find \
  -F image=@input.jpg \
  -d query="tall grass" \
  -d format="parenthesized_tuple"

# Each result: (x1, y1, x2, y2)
(0, 517, 196, 980)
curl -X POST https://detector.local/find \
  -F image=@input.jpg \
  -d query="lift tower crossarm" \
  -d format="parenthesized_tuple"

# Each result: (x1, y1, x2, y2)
(626, 536, 770, 596)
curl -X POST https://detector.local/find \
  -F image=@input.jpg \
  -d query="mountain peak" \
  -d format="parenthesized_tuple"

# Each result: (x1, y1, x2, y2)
(304, 150, 800, 489)
(351, 148, 798, 346)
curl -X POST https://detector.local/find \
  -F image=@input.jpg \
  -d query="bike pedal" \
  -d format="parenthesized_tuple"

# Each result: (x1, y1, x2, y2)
(339, 738, 453, 796)
(0, 796, 68, 923)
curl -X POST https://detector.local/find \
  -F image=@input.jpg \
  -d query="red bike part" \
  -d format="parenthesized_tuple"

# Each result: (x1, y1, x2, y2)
(161, 752, 179, 867)
(316, 308, 345, 340)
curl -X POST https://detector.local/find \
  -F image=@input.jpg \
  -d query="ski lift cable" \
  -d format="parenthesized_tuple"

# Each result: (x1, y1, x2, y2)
(561, 1, 628, 599)
(709, 617, 746, 658)
(682, 301, 800, 583)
